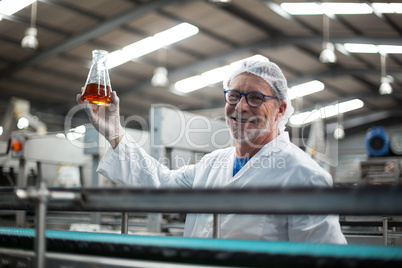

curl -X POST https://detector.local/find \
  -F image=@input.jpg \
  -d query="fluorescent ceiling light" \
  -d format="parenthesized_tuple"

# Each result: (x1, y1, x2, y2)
(321, 3, 372, 15)
(123, 37, 161, 59)
(201, 66, 231, 86)
(335, 43, 351, 56)
(175, 76, 206, 93)
(281, 2, 402, 15)
(280, 2, 372, 15)
(107, 50, 130, 69)
(281, 3, 323, 15)
(343, 43, 379, 53)
(289, 80, 324, 100)
(154, 23, 199, 46)
(372, 3, 402, 14)
(209, 0, 232, 4)
(343, 43, 402, 54)
(289, 99, 364, 126)
(107, 23, 198, 69)
(0, 0, 36, 20)
(265, 1, 293, 20)
(175, 66, 230, 93)
(378, 45, 402, 54)
(174, 55, 266, 93)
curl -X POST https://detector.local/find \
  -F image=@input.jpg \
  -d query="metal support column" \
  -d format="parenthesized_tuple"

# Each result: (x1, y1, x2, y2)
(84, 126, 101, 225)
(34, 162, 48, 268)
(16, 158, 27, 227)
(121, 212, 129, 234)
(383, 216, 389, 246)
(213, 213, 221, 238)
(147, 213, 162, 233)
(291, 96, 302, 146)
(148, 107, 164, 233)
(90, 155, 101, 225)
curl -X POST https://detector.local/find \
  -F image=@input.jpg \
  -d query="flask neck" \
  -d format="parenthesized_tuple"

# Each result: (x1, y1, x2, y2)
(92, 50, 108, 63)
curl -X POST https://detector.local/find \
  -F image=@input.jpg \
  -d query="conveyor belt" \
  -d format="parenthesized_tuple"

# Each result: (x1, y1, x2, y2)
(0, 228, 401, 267)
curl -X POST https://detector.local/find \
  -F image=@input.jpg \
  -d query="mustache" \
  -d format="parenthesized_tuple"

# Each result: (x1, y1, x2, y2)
(228, 113, 266, 122)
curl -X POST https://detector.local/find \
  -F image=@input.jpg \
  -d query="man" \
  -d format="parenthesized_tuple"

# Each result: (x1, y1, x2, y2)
(77, 57, 347, 244)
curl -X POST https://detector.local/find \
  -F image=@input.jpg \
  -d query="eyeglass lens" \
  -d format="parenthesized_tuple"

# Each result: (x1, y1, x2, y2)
(225, 91, 264, 107)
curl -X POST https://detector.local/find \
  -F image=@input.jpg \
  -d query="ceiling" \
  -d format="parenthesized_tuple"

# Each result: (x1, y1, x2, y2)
(0, 0, 401, 139)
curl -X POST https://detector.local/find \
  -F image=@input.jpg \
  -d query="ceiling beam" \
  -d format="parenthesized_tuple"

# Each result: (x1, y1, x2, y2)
(287, 66, 402, 86)
(38, 0, 105, 21)
(216, 2, 283, 36)
(260, 0, 321, 35)
(158, 9, 239, 48)
(167, 35, 401, 82)
(117, 35, 400, 98)
(365, 0, 402, 36)
(0, 0, 199, 79)
(326, 109, 402, 132)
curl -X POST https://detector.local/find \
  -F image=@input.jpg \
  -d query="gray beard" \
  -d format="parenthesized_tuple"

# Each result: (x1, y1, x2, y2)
(226, 114, 272, 144)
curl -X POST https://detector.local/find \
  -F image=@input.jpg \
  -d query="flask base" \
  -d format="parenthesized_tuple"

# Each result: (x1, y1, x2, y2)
(81, 83, 113, 105)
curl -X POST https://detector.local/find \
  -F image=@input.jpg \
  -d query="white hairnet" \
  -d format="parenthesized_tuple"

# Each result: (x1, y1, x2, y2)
(223, 56, 294, 134)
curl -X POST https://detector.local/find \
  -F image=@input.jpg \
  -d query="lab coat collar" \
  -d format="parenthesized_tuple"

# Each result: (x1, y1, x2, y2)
(226, 132, 290, 185)
(257, 131, 290, 156)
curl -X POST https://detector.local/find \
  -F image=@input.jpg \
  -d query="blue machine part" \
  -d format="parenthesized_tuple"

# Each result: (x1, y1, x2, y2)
(366, 126, 390, 157)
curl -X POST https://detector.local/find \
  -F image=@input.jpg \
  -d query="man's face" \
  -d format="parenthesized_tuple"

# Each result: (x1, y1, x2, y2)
(225, 73, 285, 145)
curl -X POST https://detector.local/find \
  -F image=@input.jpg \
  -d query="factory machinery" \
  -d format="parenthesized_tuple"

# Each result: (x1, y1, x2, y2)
(1, 186, 402, 268)
(0, 106, 402, 267)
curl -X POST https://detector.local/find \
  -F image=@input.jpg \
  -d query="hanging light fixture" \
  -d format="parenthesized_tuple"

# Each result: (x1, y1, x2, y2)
(379, 53, 393, 95)
(333, 113, 345, 140)
(319, 15, 336, 64)
(21, 1, 38, 49)
(151, 47, 169, 87)
(151, 67, 169, 87)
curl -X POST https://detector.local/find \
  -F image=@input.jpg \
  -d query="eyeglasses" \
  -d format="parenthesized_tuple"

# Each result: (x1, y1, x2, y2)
(224, 90, 278, 108)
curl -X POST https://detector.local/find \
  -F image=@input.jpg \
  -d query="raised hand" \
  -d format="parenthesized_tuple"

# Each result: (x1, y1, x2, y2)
(77, 90, 125, 143)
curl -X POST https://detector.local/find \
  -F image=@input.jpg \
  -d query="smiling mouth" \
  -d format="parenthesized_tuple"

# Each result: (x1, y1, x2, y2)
(231, 117, 255, 124)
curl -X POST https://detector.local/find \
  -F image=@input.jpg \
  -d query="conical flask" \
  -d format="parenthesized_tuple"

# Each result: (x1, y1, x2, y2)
(81, 50, 113, 105)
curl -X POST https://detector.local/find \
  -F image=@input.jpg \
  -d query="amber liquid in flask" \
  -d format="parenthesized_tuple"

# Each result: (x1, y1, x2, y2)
(81, 50, 113, 105)
(82, 83, 112, 105)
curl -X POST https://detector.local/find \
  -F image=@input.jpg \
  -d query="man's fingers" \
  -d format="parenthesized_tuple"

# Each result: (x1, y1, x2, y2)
(76, 94, 83, 105)
(83, 100, 97, 123)
(112, 91, 119, 106)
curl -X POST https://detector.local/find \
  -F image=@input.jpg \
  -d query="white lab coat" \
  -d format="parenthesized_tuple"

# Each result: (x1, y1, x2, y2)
(97, 131, 347, 244)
